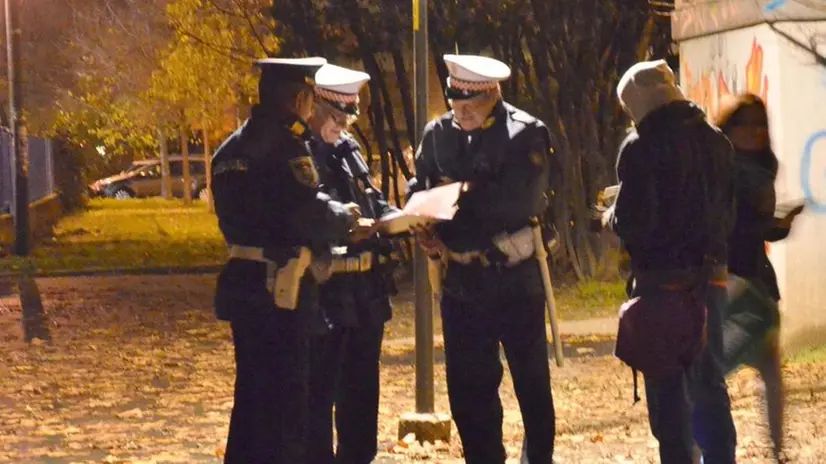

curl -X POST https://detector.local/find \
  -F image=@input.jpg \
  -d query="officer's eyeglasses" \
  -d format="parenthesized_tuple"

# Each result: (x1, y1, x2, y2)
(329, 111, 355, 128)
(319, 101, 358, 128)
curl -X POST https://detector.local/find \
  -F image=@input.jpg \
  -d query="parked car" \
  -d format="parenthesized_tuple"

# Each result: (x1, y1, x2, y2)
(89, 156, 209, 200)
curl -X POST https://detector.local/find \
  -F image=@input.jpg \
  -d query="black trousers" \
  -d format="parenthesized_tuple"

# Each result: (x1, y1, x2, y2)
(441, 287, 555, 464)
(307, 324, 385, 464)
(224, 304, 310, 464)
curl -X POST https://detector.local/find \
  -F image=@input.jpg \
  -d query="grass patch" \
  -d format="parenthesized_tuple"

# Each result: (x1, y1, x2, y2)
(387, 277, 625, 342)
(1, 198, 225, 274)
(787, 344, 826, 364)
(555, 279, 626, 320)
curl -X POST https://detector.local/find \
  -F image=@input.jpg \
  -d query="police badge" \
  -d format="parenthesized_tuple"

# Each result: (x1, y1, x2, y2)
(288, 156, 321, 187)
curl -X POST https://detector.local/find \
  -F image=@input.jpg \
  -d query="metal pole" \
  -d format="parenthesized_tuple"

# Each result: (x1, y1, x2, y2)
(412, 0, 434, 414)
(6, 0, 29, 256)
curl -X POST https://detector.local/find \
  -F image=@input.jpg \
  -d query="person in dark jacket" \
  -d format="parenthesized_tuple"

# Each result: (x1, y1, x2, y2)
(714, 93, 803, 461)
(611, 60, 738, 463)
(305, 63, 398, 464)
(211, 57, 373, 464)
(408, 54, 557, 464)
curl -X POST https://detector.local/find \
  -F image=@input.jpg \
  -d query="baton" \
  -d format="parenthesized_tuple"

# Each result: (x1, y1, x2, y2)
(530, 218, 564, 367)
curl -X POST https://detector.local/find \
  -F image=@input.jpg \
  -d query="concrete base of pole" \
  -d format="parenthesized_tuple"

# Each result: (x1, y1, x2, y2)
(398, 412, 452, 443)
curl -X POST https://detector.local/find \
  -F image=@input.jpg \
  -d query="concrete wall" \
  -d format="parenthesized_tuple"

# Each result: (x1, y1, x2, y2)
(770, 21, 826, 349)
(0, 193, 62, 248)
(679, 22, 826, 350)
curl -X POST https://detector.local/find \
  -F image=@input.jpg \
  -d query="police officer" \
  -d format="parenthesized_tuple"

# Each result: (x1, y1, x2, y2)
(408, 54, 557, 464)
(305, 63, 399, 464)
(211, 57, 373, 464)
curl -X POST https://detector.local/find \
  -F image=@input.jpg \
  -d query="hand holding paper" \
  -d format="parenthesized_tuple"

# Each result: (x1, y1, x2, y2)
(377, 182, 463, 236)
(774, 199, 805, 229)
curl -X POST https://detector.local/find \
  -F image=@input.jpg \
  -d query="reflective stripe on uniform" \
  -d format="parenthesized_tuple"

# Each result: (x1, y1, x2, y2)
(229, 244, 387, 274)
(213, 159, 249, 176)
(228, 245, 268, 262)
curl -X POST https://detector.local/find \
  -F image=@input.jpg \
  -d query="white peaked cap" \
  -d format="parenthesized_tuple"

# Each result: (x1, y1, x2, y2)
(444, 54, 511, 82)
(315, 64, 371, 98)
(443, 54, 511, 99)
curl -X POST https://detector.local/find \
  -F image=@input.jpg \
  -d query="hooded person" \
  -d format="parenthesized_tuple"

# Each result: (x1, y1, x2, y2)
(609, 60, 739, 464)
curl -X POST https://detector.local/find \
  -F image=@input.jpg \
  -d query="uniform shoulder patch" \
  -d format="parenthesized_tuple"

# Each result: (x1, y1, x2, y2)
(529, 150, 547, 166)
(213, 158, 249, 176)
(288, 156, 321, 188)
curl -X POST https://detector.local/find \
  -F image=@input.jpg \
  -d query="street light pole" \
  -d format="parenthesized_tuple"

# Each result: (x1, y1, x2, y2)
(399, 0, 450, 443)
(412, 0, 434, 415)
(5, 0, 29, 256)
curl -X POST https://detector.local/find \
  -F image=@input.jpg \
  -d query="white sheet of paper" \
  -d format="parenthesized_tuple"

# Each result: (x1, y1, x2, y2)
(774, 198, 805, 219)
(378, 182, 463, 235)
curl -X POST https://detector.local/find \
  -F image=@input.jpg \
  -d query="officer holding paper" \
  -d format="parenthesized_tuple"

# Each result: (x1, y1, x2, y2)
(407, 54, 558, 464)
(305, 63, 399, 464)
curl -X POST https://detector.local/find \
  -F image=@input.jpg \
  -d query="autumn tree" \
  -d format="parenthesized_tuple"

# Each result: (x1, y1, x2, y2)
(50, 0, 173, 191)
(149, 0, 273, 204)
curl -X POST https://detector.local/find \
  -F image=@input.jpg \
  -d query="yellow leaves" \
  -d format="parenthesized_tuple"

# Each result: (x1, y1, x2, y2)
(116, 408, 145, 420)
(150, 0, 267, 131)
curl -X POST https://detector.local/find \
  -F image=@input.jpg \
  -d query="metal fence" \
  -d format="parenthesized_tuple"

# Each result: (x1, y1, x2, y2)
(0, 129, 55, 214)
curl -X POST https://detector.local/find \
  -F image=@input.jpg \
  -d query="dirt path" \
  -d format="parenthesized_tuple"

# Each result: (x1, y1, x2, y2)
(0, 275, 823, 463)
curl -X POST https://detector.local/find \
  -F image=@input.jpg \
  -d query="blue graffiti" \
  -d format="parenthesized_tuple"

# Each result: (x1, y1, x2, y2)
(801, 130, 826, 214)
(764, 0, 787, 13)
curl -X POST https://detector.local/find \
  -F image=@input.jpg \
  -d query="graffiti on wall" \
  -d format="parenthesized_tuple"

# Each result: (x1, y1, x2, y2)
(801, 131, 826, 213)
(681, 37, 770, 117)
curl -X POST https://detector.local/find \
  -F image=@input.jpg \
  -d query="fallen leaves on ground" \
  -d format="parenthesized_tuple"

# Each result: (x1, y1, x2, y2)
(0, 275, 823, 463)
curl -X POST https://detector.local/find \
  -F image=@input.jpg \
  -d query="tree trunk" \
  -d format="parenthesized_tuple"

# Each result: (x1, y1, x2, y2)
(366, 85, 391, 199)
(343, 2, 412, 181)
(202, 120, 214, 212)
(522, 17, 583, 280)
(391, 47, 416, 145)
(352, 123, 374, 170)
(390, 148, 402, 207)
(180, 127, 192, 205)
(427, 1, 452, 110)
(158, 128, 172, 199)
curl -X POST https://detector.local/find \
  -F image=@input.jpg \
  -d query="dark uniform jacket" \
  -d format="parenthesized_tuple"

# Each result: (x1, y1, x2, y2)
(612, 101, 736, 273)
(407, 101, 553, 299)
(210, 105, 355, 321)
(310, 133, 398, 329)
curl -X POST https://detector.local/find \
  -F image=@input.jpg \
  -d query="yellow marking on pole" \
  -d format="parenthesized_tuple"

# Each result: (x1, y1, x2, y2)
(413, 0, 420, 31)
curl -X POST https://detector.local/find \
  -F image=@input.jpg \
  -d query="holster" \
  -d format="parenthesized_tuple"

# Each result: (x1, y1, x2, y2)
(273, 248, 313, 309)
(228, 245, 313, 310)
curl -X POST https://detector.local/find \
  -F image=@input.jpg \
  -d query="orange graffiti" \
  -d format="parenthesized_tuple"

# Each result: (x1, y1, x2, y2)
(681, 37, 770, 115)
(745, 38, 769, 102)
(717, 71, 730, 98)
(683, 59, 716, 112)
